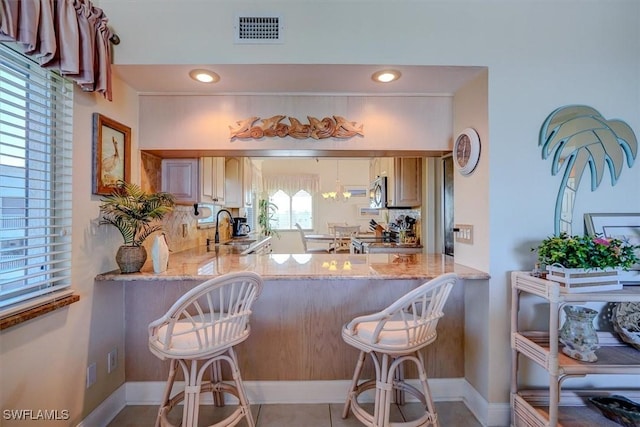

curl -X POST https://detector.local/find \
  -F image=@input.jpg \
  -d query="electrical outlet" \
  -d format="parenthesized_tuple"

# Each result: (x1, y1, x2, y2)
(454, 224, 474, 244)
(107, 348, 118, 373)
(86, 363, 97, 388)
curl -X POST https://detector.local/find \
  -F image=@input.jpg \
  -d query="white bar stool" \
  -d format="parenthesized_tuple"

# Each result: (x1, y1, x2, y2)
(148, 271, 263, 427)
(341, 273, 458, 427)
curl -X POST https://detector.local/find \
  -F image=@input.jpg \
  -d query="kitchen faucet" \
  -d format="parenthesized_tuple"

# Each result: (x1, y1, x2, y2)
(214, 209, 234, 244)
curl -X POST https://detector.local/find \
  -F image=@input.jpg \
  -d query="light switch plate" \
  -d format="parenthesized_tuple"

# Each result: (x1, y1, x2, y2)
(454, 224, 473, 244)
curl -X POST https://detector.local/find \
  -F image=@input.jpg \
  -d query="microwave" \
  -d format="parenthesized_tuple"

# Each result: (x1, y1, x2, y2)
(370, 176, 387, 209)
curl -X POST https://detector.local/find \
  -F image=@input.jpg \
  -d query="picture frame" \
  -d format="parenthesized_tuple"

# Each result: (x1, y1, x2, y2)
(345, 185, 368, 198)
(92, 113, 131, 195)
(359, 206, 381, 218)
(584, 213, 640, 280)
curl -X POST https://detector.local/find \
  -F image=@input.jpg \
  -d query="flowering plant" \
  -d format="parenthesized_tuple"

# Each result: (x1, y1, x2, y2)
(533, 232, 640, 270)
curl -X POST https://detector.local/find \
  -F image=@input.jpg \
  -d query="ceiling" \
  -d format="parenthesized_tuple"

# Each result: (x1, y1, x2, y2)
(112, 64, 485, 95)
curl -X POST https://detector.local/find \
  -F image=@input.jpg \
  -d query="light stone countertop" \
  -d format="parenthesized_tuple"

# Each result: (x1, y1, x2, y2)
(95, 244, 490, 281)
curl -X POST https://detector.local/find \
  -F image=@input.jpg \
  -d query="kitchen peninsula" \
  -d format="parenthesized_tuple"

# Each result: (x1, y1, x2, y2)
(95, 244, 489, 394)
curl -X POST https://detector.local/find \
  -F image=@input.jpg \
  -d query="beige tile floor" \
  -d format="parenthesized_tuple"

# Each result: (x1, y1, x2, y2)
(107, 401, 482, 426)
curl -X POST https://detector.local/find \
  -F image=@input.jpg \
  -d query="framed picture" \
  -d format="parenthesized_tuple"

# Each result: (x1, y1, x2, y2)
(345, 185, 368, 198)
(359, 206, 381, 218)
(585, 213, 640, 280)
(92, 113, 131, 195)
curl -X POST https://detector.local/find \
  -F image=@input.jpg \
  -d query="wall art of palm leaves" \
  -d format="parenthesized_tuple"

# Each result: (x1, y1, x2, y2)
(539, 105, 638, 235)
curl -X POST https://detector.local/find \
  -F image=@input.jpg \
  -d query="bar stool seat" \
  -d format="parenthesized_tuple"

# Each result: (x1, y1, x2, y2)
(341, 273, 458, 427)
(148, 271, 263, 427)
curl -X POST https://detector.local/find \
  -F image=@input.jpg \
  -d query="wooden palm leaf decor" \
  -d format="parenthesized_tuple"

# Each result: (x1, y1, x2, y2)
(539, 105, 638, 235)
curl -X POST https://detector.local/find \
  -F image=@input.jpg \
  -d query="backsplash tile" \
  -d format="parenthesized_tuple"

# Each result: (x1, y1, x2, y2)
(159, 205, 232, 253)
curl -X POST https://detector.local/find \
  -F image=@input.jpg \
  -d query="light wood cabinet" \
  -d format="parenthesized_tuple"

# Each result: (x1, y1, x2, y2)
(370, 157, 422, 208)
(200, 157, 225, 204)
(161, 158, 198, 204)
(390, 157, 422, 207)
(224, 157, 253, 208)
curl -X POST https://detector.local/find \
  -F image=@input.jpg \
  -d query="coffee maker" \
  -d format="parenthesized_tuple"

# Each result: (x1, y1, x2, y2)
(232, 217, 251, 237)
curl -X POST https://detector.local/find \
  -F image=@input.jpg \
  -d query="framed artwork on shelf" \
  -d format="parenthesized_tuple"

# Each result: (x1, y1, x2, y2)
(92, 113, 131, 195)
(585, 213, 640, 280)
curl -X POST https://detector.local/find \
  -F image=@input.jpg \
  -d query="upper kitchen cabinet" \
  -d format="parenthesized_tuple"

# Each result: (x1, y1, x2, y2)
(371, 157, 422, 208)
(224, 157, 253, 208)
(161, 159, 198, 204)
(390, 158, 422, 208)
(161, 158, 199, 204)
(200, 157, 225, 205)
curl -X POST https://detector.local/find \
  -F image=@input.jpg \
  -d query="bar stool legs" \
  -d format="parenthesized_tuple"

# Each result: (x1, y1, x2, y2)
(343, 349, 440, 427)
(155, 347, 254, 427)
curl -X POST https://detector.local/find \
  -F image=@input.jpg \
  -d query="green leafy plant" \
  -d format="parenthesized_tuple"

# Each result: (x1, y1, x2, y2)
(257, 198, 279, 237)
(99, 181, 176, 247)
(533, 232, 640, 270)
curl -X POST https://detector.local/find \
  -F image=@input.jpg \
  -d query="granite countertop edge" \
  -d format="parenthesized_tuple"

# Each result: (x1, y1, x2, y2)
(95, 243, 490, 282)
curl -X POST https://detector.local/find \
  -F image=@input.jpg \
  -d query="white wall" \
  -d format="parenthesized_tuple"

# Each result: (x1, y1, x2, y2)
(138, 95, 453, 153)
(0, 76, 139, 424)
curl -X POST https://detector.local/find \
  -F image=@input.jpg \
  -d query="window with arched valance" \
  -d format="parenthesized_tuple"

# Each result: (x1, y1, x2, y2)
(263, 174, 319, 230)
(263, 174, 319, 197)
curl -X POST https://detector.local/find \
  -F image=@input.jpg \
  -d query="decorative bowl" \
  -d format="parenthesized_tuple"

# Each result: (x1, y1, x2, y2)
(589, 395, 640, 427)
(612, 302, 640, 351)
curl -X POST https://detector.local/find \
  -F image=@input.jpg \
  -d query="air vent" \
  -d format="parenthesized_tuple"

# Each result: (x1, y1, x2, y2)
(235, 15, 283, 44)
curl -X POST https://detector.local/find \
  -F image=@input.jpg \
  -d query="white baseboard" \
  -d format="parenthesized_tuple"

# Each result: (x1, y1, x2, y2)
(76, 384, 126, 427)
(82, 379, 511, 427)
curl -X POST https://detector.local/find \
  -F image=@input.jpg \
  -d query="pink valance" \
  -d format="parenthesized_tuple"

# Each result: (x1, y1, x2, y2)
(0, 0, 115, 101)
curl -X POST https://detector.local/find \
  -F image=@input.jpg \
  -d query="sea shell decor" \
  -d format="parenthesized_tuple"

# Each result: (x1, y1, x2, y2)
(229, 115, 364, 140)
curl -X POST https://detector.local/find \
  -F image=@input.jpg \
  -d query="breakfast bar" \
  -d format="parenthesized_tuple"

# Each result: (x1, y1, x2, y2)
(96, 246, 489, 388)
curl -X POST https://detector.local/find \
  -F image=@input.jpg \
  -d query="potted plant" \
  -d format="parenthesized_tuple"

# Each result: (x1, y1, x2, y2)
(257, 198, 279, 237)
(99, 181, 175, 273)
(532, 232, 640, 292)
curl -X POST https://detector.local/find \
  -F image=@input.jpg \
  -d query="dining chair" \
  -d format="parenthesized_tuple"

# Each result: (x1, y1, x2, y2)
(341, 273, 458, 427)
(148, 272, 263, 427)
(332, 225, 360, 253)
(327, 221, 348, 235)
(295, 223, 331, 253)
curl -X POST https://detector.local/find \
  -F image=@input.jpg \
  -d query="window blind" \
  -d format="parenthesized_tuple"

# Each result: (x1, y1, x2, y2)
(0, 44, 74, 316)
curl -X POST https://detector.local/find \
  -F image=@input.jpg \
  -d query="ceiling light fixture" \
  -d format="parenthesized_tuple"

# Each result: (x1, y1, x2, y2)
(189, 69, 220, 83)
(322, 160, 352, 201)
(372, 69, 401, 83)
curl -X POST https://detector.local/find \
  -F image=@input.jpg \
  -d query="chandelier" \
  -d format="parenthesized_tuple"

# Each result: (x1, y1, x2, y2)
(322, 160, 351, 201)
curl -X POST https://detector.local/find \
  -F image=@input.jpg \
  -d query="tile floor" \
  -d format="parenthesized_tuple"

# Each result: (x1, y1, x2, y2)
(107, 401, 482, 426)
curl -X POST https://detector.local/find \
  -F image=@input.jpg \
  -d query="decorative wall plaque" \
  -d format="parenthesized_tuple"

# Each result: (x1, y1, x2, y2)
(229, 115, 364, 140)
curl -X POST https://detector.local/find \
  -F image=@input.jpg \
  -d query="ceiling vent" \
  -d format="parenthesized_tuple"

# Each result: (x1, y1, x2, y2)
(235, 15, 284, 44)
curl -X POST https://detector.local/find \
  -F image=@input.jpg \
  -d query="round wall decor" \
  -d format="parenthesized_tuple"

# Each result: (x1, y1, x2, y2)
(453, 128, 481, 176)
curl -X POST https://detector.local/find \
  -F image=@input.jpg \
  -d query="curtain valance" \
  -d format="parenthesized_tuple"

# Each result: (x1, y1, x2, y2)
(0, 0, 115, 100)
(263, 174, 319, 197)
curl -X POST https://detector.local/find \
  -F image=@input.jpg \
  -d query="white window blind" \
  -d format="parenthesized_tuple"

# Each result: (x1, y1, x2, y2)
(0, 44, 74, 316)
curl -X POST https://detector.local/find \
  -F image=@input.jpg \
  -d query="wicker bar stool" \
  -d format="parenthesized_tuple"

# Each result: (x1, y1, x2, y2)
(342, 273, 458, 427)
(148, 271, 263, 427)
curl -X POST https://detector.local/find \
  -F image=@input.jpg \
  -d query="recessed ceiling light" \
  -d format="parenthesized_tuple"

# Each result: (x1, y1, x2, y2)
(189, 69, 220, 83)
(372, 69, 401, 83)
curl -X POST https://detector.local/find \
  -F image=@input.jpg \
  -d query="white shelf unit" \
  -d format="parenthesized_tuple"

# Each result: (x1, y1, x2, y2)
(511, 271, 640, 426)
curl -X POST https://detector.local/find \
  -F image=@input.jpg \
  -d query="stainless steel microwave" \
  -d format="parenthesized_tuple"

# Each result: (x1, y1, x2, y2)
(370, 176, 387, 209)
